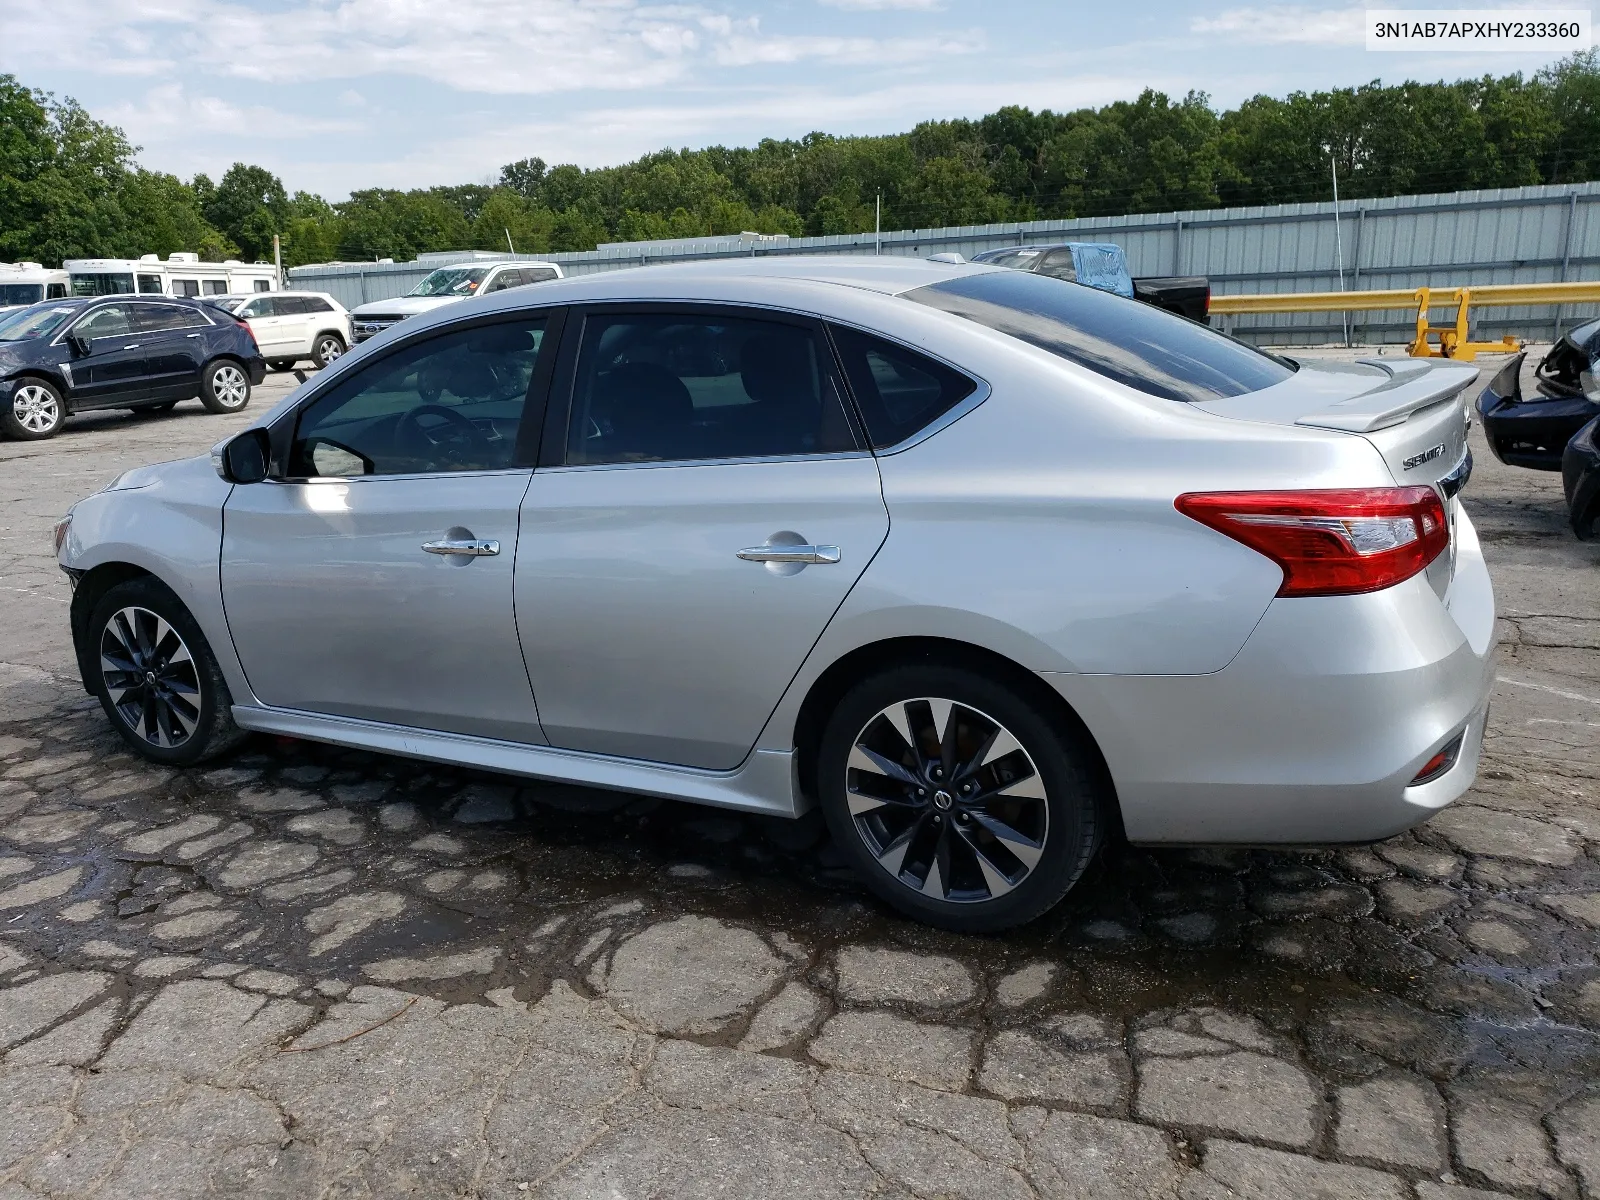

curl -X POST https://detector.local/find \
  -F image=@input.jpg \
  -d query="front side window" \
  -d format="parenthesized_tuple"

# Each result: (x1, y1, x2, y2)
(828, 325, 978, 449)
(0, 285, 42, 306)
(907, 269, 1293, 404)
(70, 273, 136, 297)
(237, 298, 268, 318)
(408, 267, 490, 298)
(73, 305, 133, 340)
(483, 270, 521, 293)
(290, 318, 547, 478)
(1037, 250, 1077, 282)
(565, 312, 858, 466)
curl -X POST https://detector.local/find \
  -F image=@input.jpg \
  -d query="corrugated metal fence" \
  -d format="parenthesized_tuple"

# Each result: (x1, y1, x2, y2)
(289, 181, 1600, 345)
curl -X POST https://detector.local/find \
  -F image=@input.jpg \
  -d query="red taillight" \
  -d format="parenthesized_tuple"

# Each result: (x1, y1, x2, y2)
(236, 317, 259, 348)
(1175, 487, 1449, 597)
(1203, 286, 1211, 317)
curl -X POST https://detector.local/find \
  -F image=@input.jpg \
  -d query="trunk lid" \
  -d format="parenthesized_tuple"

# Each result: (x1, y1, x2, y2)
(1193, 357, 1478, 596)
(1193, 356, 1476, 490)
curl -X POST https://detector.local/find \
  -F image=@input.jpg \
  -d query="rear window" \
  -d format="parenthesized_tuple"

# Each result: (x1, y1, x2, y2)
(829, 325, 977, 448)
(906, 269, 1293, 403)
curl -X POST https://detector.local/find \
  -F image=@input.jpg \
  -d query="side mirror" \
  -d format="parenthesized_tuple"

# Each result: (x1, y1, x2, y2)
(67, 333, 91, 357)
(214, 428, 271, 484)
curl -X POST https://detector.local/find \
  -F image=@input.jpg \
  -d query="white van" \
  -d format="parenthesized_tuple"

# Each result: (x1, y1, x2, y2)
(0, 263, 70, 314)
(66, 253, 278, 299)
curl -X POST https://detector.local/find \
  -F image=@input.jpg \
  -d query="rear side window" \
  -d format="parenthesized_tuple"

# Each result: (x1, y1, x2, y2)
(302, 296, 332, 312)
(906, 270, 1292, 403)
(526, 268, 559, 283)
(566, 312, 858, 465)
(134, 304, 208, 332)
(828, 325, 977, 449)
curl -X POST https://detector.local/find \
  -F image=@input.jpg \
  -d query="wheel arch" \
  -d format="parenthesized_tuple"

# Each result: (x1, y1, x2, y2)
(69, 562, 158, 692)
(7, 370, 72, 410)
(789, 635, 1121, 835)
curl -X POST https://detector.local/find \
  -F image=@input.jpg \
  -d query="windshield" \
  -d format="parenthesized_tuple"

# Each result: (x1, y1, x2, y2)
(0, 284, 43, 307)
(0, 306, 76, 342)
(906, 269, 1294, 403)
(408, 267, 490, 297)
(71, 272, 136, 297)
(976, 250, 1042, 270)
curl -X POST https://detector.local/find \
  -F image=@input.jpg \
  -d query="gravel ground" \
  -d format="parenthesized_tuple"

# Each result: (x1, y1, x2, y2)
(0, 353, 1597, 1199)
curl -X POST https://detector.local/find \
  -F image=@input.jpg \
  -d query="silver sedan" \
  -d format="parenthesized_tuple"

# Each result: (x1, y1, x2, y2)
(55, 258, 1494, 930)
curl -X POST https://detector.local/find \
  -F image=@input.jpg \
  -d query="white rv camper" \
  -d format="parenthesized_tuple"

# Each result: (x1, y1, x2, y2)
(65, 253, 278, 299)
(0, 262, 70, 314)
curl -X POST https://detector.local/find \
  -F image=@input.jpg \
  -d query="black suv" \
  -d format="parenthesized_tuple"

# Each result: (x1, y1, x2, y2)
(0, 296, 267, 440)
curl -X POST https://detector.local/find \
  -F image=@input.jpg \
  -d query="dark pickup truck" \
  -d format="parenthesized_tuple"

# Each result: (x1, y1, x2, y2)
(967, 243, 1210, 323)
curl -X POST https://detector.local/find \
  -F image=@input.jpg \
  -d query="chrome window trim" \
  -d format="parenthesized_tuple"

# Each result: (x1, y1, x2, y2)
(268, 466, 535, 486)
(542, 448, 878, 474)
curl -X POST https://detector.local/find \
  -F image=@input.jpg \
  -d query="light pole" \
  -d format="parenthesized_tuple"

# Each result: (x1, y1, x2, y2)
(1329, 145, 1349, 347)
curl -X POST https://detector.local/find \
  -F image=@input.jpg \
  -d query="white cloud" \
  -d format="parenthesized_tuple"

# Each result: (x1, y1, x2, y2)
(819, 0, 944, 9)
(102, 85, 361, 142)
(713, 31, 980, 66)
(1189, 6, 1365, 45)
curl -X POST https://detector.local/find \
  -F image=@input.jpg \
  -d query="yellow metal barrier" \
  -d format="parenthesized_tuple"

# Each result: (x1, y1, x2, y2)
(1209, 281, 1600, 361)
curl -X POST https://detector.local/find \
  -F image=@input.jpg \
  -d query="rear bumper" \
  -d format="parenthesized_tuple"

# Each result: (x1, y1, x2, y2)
(246, 357, 267, 385)
(1052, 508, 1496, 845)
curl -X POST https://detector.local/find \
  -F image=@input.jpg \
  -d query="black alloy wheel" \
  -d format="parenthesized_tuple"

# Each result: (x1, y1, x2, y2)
(88, 578, 245, 765)
(818, 664, 1104, 932)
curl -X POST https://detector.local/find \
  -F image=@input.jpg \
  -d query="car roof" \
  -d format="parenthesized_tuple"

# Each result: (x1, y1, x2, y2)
(479, 255, 1002, 306)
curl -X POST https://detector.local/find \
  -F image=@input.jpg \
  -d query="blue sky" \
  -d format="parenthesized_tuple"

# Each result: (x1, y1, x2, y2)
(0, 1, 1585, 200)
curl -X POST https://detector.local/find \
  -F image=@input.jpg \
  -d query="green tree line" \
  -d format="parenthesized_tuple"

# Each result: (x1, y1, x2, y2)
(6, 51, 1600, 268)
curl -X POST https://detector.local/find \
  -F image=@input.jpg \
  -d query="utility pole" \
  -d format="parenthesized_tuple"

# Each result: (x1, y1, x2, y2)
(1331, 150, 1349, 347)
(505, 228, 516, 255)
(875, 192, 881, 256)
(273, 234, 282, 290)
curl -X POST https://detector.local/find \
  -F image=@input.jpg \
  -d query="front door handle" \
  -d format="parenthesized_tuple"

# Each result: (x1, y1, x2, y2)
(737, 543, 841, 565)
(185, 333, 202, 339)
(422, 538, 500, 557)
(122, 344, 141, 350)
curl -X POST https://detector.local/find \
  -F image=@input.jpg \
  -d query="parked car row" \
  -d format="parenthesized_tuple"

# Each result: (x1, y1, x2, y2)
(1476, 318, 1600, 538)
(0, 296, 264, 440)
(56, 256, 1492, 930)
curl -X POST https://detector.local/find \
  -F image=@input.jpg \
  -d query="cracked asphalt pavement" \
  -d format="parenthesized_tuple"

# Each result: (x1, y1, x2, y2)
(0, 353, 1598, 1199)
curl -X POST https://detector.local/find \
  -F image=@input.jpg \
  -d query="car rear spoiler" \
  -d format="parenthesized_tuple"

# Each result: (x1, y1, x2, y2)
(1293, 359, 1479, 433)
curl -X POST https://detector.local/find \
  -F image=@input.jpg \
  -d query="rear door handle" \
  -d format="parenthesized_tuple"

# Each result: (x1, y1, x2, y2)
(737, 544, 841, 564)
(423, 538, 500, 557)
(185, 333, 202, 339)
(122, 344, 141, 350)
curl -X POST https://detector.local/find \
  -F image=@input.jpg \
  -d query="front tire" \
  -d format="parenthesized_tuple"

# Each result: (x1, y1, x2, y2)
(200, 359, 251, 414)
(311, 333, 346, 370)
(2, 378, 65, 440)
(88, 577, 245, 766)
(817, 664, 1104, 932)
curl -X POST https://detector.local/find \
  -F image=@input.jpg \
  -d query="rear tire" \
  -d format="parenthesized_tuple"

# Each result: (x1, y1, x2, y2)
(2, 378, 65, 440)
(817, 663, 1104, 932)
(311, 333, 346, 370)
(200, 359, 251, 414)
(87, 577, 246, 767)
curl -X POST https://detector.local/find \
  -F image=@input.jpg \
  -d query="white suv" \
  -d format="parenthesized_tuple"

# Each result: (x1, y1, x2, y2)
(219, 292, 352, 370)
(348, 261, 563, 343)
